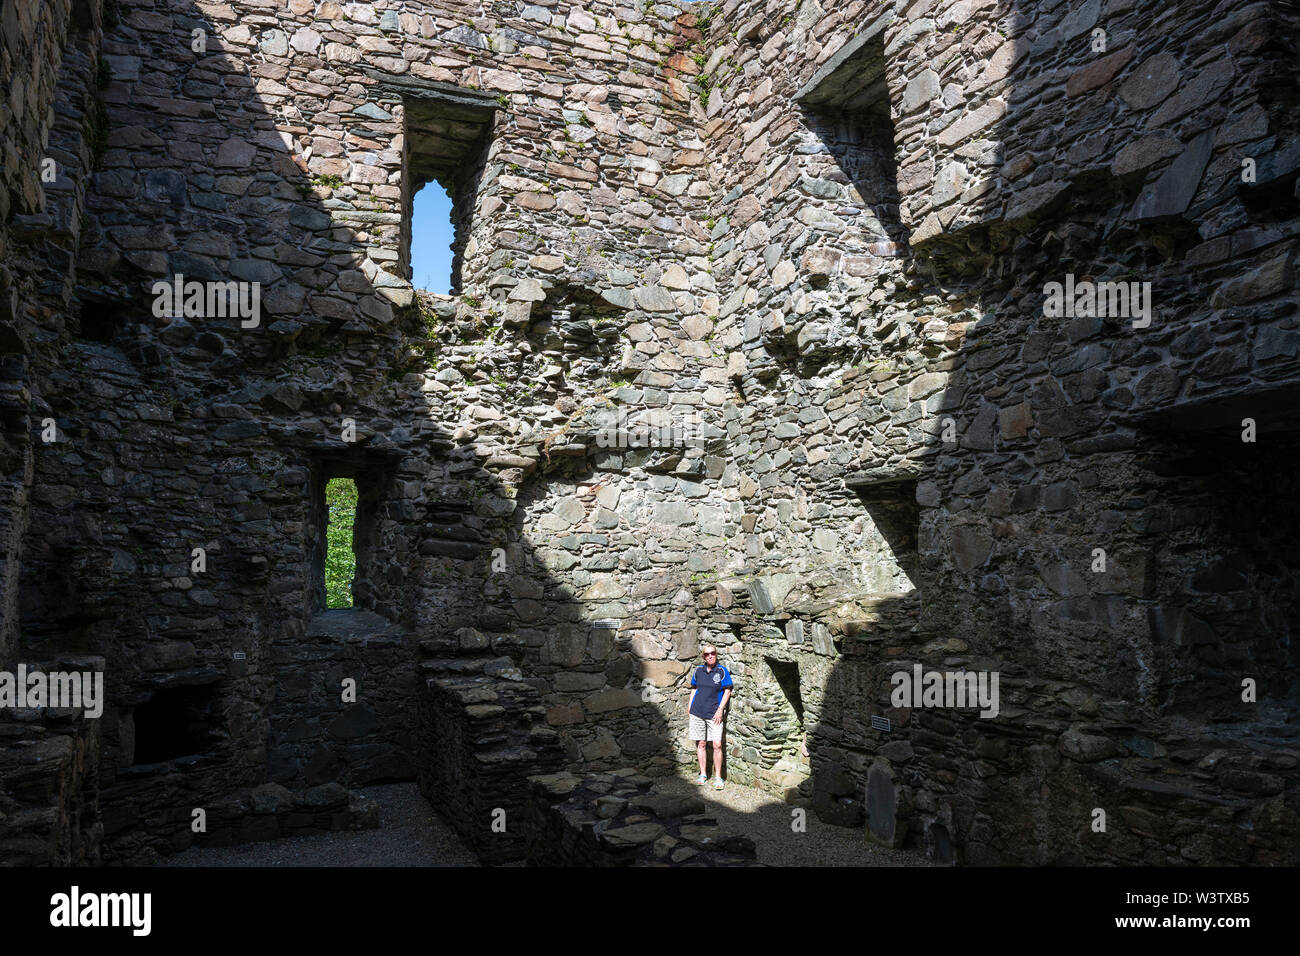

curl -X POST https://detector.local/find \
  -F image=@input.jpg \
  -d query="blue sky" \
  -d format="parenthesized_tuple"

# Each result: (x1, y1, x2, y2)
(410, 183, 455, 294)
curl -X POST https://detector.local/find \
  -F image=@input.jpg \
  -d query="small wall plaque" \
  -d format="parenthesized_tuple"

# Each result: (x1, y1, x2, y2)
(232, 651, 247, 660)
(871, 715, 891, 732)
(591, 620, 620, 630)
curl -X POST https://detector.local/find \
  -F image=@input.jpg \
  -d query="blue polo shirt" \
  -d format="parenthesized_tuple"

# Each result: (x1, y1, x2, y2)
(689, 663, 733, 719)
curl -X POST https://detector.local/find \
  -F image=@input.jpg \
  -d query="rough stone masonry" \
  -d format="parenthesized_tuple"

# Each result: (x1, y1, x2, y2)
(0, 0, 1297, 866)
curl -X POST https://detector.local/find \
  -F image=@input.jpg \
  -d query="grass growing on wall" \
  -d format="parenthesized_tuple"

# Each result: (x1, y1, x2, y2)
(325, 478, 357, 608)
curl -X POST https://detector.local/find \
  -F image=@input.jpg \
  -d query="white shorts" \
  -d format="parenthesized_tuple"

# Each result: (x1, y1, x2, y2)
(689, 714, 724, 742)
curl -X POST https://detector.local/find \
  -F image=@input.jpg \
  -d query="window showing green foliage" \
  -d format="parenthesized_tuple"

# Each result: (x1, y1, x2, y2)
(325, 478, 357, 608)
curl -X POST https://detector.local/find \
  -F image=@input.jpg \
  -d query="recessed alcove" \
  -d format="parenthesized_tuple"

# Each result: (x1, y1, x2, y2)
(767, 656, 805, 726)
(846, 476, 920, 594)
(1131, 387, 1300, 721)
(129, 683, 222, 765)
(76, 298, 126, 343)
(755, 655, 809, 781)
(793, 22, 906, 250)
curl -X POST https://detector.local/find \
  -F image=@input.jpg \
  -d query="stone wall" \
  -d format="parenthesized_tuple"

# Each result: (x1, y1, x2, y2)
(0, 0, 112, 866)
(269, 608, 418, 786)
(190, 780, 378, 848)
(1, 0, 1297, 867)
(0, 658, 103, 866)
(9, 0, 714, 860)
(0, 0, 104, 670)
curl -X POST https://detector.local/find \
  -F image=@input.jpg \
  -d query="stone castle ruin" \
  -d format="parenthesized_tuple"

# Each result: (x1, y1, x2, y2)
(1, 0, 1297, 865)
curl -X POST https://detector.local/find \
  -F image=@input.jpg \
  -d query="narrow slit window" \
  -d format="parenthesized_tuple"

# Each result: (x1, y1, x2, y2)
(325, 477, 357, 609)
(398, 82, 499, 296)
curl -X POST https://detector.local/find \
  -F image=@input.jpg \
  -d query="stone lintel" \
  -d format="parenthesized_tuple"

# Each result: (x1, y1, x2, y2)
(845, 470, 921, 491)
(308, 442, 405, 468)
(793, 13, 895, 110)
(361, 68, 503, 119)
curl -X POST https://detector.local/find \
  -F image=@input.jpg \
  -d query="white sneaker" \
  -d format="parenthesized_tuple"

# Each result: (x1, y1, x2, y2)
(695, 772, 708, 785)
(712, 776, 724, 790)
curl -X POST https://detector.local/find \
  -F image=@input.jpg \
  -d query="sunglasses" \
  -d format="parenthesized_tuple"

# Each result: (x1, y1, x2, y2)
(703, 652, 717, 657)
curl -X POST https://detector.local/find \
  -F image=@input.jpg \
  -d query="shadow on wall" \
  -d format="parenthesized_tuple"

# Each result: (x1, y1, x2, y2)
(795, 0, 1300, 865)
(673, 0, 1300, 867)
(10, 0, 671, 863)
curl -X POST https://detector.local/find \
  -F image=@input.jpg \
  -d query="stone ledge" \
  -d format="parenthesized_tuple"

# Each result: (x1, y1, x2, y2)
(304, 607, 403, 643)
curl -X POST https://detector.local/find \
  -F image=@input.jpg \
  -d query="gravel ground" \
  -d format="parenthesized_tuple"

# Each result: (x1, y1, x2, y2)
(160, 783, 481, 867)
(653, 775, 933, 867)
(160, 778, 930, 867)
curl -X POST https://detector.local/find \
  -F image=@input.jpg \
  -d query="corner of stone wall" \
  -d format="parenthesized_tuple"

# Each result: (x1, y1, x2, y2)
(415, 668, 565, 863)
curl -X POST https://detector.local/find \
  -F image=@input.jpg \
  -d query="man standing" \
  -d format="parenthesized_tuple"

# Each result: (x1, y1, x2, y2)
(688, 644, 733, 790)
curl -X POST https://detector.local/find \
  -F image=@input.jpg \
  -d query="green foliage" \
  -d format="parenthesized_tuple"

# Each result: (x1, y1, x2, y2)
(695, 3, 716, 34)
(420, 308, 441, 336)
(697, 69, 712, 108)
(324, 478, 357, 608)
(298, 174, 344, 198)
